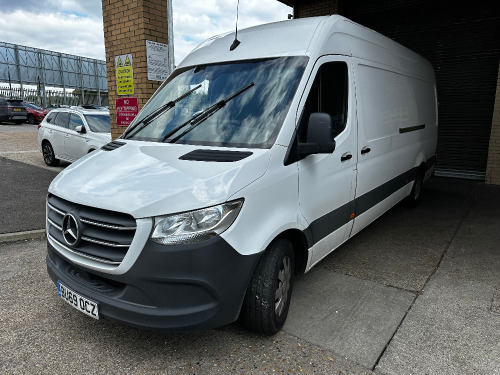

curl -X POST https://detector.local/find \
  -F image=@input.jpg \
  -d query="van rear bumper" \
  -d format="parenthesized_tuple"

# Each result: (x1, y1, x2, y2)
(46, 237, 261, 331)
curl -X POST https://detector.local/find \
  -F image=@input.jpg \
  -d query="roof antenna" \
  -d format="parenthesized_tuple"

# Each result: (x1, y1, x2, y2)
(230, 0, 241, 51)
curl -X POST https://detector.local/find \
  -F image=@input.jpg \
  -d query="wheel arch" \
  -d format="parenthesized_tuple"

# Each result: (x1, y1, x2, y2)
(271, 229, 309, 276)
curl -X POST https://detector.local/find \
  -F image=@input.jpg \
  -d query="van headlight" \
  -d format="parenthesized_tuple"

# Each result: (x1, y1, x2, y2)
(151, 199, 243, 245)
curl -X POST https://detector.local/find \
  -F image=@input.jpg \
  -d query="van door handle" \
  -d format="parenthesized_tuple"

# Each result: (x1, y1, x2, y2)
(341, 153, 352, 162)
(361, 146, 371, 155)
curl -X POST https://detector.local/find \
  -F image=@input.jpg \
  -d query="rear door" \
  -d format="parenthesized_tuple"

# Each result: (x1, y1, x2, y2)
(51, 111, 71, 160)
(297, 56, 357, 268)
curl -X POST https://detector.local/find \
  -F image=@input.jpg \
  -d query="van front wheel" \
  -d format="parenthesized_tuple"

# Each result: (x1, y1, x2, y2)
(241, 238, 294, 336)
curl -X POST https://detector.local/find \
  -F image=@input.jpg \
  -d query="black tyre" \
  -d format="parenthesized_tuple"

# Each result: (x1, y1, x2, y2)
(14, 120, 24, 124)
(42, 141, 59, 166)
(404, 169, 424, 208)
(241, 237, 294, 335)
(27, 114, 37, 124)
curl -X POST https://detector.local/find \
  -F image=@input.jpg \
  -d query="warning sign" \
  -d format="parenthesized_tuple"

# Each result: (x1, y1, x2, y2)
(115, 54, 134, 95)
(116, 97, 139, 127)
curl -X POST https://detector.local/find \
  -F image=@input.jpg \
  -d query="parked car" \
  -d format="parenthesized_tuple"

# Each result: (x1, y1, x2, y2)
(0, 98, 28, 124)
(24, 102, 49, 124)
(37, 107, 111, 166)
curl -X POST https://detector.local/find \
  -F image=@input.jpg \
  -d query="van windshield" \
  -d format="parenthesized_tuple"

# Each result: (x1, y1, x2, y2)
(123, 56, 308, 148)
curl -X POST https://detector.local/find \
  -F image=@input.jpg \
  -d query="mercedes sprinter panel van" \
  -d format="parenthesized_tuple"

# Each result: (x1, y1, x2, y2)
(46, 15, 437, 335)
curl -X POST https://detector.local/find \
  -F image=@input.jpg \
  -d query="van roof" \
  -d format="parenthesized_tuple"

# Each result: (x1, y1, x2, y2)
(178, 15, 434, 82)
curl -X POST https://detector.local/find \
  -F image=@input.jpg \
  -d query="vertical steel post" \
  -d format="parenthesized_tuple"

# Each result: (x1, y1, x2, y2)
(94, 60, 101, 106)
(78, 56, 85, 105)
(14, 45, 24, 100)
(37, 51, 47, 107)
(167, 0, 175, 74)
(58, 53, 67, 105)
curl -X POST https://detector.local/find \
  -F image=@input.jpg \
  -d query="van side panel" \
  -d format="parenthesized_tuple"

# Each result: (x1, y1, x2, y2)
(352, 61, 436, 236)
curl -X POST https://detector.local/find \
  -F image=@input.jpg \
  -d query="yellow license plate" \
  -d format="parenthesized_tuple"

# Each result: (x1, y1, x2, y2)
(13, 108, 21, 111)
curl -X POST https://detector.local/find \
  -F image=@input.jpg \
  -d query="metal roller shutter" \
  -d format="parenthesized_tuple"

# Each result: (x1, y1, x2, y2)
(341, 0, 500, 180)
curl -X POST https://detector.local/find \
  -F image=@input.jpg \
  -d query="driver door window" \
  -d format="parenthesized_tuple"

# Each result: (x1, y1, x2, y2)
(298, 62, 348, 142)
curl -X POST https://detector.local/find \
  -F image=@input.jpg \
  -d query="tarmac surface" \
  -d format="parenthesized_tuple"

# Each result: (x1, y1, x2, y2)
(1, 123, 499, 374)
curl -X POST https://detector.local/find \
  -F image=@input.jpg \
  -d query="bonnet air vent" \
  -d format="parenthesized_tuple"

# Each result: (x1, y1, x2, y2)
(101, 140, 126, 151)
(179, 149, 253, 162)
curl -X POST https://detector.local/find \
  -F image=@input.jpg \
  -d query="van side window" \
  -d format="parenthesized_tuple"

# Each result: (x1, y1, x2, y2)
(54, 112, 70, 128)
(69, 114, 85, 131)
(298, 62, 348, 142)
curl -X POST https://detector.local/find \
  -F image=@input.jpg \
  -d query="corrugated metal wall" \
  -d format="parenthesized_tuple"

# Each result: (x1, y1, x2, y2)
(341, 0, 500, 179)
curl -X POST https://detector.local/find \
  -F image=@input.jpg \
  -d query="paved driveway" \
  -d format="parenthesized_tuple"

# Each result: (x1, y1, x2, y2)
(1, 125, 499, 374)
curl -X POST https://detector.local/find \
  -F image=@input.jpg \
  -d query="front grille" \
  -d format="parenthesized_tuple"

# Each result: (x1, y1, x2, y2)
(47, 194, 136, 265)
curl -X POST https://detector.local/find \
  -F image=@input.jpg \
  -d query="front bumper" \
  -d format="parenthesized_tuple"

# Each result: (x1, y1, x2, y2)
(46, 236, 261, 331)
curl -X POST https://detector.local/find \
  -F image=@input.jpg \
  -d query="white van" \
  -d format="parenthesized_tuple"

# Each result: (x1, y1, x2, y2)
(45, 15, 437, 335)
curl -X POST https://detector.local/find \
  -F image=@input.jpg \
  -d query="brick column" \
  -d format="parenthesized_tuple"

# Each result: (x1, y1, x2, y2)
(295, 0, 338, 18)
(102, 0, 170, 140)
(486, 61, 500, 185)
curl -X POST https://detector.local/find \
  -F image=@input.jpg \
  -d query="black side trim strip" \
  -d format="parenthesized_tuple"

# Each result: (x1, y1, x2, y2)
(304, 156, 436, 247)
(307, 202, 352, 245)
(355, 166, 418, 216)
(179, 149, 252, 162)
(399, 124, 425, 134)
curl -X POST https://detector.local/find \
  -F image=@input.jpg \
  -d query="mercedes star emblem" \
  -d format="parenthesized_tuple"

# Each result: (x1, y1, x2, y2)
(62, 213, 80, 247)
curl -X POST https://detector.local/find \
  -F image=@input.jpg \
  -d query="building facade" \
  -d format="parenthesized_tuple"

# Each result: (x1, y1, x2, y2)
(280, 0, 500, 184)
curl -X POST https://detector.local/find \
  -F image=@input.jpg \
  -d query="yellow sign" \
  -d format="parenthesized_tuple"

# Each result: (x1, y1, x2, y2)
(115, 54, 134, 95)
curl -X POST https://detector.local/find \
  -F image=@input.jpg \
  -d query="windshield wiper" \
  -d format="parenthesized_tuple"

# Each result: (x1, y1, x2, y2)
(161, 82, 255, 143)
(123, 84, 202, 139)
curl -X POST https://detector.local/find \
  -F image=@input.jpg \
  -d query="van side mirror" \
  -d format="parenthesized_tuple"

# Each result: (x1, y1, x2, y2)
(75, 125, 86, 134)
(298, 112, 336, 156)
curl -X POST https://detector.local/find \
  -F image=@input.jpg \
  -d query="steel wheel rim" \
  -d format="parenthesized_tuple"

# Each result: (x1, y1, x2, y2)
(275, 255, 291, 317)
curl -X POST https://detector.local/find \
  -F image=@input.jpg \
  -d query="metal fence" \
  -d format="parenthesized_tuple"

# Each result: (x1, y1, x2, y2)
(0, 41, 108, 107)
(0, 86, 108, 107)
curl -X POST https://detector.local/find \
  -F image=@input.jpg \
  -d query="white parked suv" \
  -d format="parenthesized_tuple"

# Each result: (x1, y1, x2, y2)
(38, 106, 111, 166)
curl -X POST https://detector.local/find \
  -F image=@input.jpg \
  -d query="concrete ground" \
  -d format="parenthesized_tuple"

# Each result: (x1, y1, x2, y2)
(1, 124, 499, 374)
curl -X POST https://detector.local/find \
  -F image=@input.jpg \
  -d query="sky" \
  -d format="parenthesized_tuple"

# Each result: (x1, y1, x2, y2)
(0, 0, 292, 65)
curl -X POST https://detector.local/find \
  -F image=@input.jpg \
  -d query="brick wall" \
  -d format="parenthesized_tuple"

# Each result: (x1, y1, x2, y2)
(295, 0, 338, 18)
(102, 0, 169, 140)
(486, 61, 500, 185)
